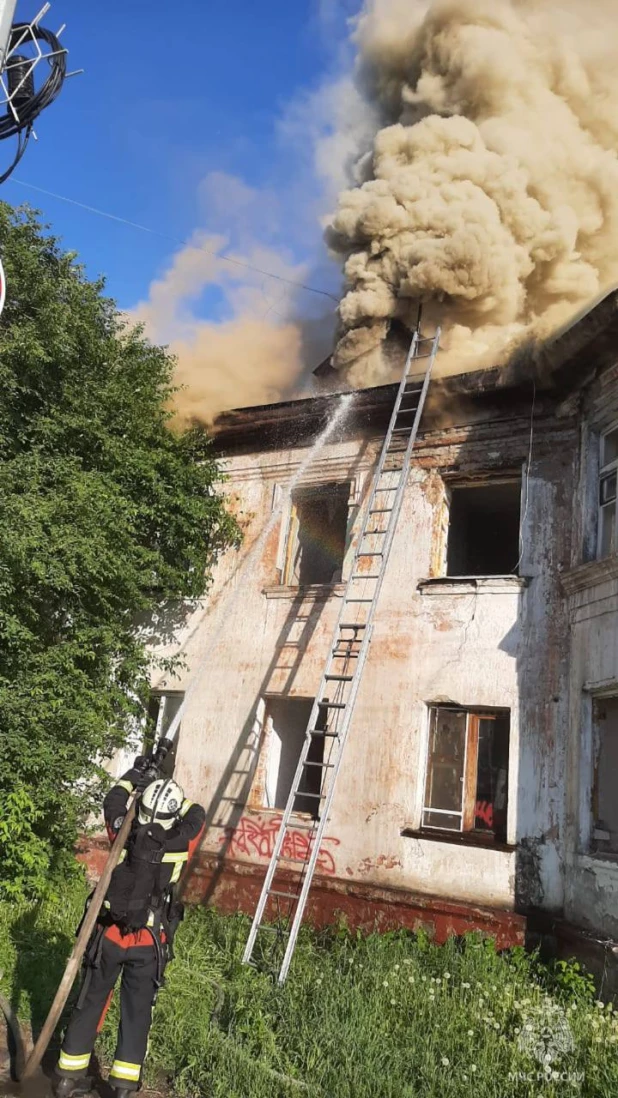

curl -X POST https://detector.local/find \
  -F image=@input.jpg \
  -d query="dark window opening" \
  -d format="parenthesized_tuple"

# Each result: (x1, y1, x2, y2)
(285, 482, 350, 585)
(423, 707, 510, 843)
(265, 697, 325, 818)
(592, 697, 618, 856)
(446, 482, 521, 577)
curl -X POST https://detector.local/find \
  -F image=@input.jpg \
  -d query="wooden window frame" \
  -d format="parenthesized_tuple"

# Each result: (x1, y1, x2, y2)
(422, 707, 509, 839)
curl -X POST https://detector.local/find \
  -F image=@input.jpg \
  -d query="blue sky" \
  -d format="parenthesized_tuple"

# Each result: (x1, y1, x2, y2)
(4, 0, 358, 314)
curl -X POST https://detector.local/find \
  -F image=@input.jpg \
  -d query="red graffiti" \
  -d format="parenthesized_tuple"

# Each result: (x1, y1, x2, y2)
(221, 814, 340, 876)
(475, 801, 494, 829)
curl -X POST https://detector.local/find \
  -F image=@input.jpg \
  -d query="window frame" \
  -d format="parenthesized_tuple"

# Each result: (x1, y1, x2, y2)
(145, 691, 184, 771)
(597, 424, 618, 560)
(420, 705, 510, 843)
(590, 694, 618, 859)
(282, 480, 352, 587)
(443, 475, 524, 579)
(262, 695, 324, 819)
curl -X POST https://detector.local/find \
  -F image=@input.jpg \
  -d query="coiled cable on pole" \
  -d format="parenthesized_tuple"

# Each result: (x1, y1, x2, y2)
(0, 21, 67, 183)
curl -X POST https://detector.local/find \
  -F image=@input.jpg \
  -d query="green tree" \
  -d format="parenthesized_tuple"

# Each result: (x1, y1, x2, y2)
(0, 204, 238, 898)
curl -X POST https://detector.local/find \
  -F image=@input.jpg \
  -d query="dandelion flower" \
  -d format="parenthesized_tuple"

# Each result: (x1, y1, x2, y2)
(444, 972, 451, 979)
(441, 1057, 450, 1067)
(467, 1030, 474, 1037)
(471, 1065, 477, 1073)
(394, 964, 400, 971)
(390, 999, 396, 1006)
(596, 1001, 605, 1009)
(462, 982, 470, 989)
(408, 977, 415, 984)
(383, 981, 389, 988)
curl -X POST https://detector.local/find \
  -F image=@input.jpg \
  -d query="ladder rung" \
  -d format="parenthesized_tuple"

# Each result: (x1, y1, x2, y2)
(369, 508, 391, 514)
(293, 791, 323, 799)
(344, 597, 373, 603)
(303, 760, 335, 768)
(325, 674, 354, 681)
(339, 622, 366, 630)
(291, 819, 321, 829)
(318, 700, 347, 709)
(350, 573, 380, 580)
(269, 890, 301, 901)
(258, 925, 282, 933)
(357, 550, 383, 556)
(362, 527, 386, 534)
(309, 728, 340, 737)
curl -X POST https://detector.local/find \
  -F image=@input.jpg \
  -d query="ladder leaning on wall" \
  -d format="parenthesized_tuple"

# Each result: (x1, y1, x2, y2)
(241, 323, 441, 984)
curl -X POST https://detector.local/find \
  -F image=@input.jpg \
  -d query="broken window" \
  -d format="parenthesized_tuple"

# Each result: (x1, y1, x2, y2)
(284, 482, 350, 586)
(446, 482, 522, 577)
(423, 707, 510, 842)
(598, 425, 618, 559)
(145, 691, 184, 776)
(592, 697, 618, 856)
(264, 697, 324, 817)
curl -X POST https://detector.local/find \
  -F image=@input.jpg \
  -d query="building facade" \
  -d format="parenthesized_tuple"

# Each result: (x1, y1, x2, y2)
(89, 294, 618, 974)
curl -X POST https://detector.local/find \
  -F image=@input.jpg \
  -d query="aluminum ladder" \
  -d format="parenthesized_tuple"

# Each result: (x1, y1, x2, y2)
(241, 325, 441, 983)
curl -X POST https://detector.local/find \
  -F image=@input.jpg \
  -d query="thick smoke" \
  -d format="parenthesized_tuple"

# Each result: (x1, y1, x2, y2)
(326, 0, 618, 383)
(132, 228, 306, 425)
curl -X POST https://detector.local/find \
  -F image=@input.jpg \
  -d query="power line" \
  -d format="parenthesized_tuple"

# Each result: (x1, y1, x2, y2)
(7, 177, 341, 303)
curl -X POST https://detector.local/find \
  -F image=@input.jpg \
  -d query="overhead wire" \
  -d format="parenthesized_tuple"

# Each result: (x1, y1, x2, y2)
(7, 177, 341, 303)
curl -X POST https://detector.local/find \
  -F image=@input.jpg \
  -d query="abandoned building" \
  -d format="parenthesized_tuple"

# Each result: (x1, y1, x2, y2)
(93, 290, 618, 980)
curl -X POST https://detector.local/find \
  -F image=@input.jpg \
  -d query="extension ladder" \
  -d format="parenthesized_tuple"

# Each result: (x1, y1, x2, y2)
(242, 325, 441, 983)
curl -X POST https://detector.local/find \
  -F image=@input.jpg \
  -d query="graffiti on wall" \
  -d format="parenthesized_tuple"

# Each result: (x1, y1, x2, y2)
(221, 814, 340, 876)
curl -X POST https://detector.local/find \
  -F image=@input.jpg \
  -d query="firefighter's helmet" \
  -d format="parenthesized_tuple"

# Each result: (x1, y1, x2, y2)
(138, 778, 184, 830)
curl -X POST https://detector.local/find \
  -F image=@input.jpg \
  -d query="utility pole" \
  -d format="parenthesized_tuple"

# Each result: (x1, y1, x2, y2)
(0, 0, 17, 74)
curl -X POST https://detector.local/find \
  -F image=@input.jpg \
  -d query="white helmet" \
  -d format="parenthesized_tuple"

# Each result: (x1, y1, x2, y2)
(138, 778, 184, 830)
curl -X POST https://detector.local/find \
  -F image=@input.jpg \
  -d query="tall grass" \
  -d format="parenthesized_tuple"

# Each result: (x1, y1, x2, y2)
(1, 881, 617, 1097)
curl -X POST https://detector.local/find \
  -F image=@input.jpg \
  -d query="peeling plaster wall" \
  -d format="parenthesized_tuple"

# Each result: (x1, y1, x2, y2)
(563, 361, 618, 939)
(150, 391, 576, 919)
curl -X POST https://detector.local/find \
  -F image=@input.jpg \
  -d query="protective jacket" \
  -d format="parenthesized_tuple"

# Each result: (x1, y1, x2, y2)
(102, 767, 205, 946)
(56, 767, 205, 1092)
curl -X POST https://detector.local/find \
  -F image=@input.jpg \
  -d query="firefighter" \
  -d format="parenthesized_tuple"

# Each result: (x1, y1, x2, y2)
(53, 760, 205, 1098)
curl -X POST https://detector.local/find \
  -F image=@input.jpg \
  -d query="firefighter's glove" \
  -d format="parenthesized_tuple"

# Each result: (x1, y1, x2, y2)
(125, 757, 152, 793)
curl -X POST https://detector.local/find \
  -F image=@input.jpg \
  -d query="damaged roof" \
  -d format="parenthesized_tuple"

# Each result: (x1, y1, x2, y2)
(212, 288, 618, 453)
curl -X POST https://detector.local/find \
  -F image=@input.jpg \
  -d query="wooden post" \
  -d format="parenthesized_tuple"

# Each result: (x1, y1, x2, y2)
(20, 796, 138, 1081)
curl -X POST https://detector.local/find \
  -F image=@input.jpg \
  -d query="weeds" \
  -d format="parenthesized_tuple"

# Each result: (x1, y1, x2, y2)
(1, 881, 617, 1097)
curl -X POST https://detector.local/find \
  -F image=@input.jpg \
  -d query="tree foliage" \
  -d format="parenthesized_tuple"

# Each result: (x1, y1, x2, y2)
(0, 205, 238, 897)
